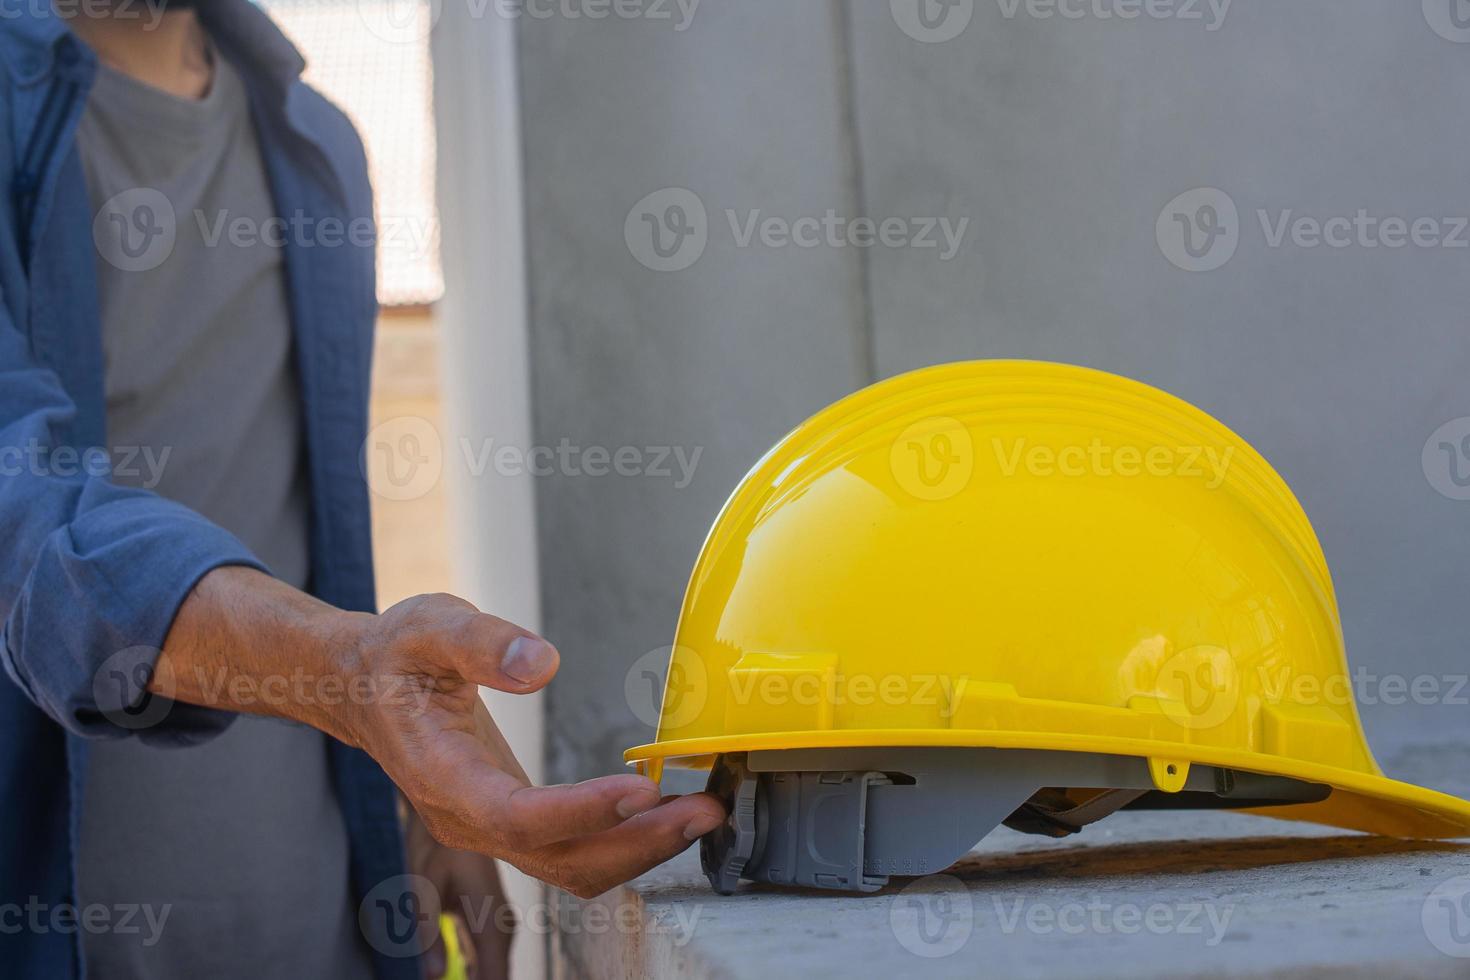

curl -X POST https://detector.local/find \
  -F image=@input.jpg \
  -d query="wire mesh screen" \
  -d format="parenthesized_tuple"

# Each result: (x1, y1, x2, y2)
(261, 0, 444, 307)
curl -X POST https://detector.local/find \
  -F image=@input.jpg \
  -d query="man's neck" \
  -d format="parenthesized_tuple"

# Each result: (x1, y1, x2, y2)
(67, 10, 214, 100)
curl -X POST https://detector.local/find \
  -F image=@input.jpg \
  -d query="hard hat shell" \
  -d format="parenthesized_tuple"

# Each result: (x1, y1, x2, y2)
(626, 361, 1470, 840)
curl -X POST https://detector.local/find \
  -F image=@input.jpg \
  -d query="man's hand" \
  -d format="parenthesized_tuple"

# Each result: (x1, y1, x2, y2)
(153, 568, 725, 899)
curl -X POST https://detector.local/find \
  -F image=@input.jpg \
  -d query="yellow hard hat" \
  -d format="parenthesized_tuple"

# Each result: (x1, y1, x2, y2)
(626, 360, 1470, 894)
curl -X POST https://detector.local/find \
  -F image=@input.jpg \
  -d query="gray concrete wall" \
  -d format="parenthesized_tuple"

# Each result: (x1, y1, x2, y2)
(516, 1, 872, 780)
(514, 0, 1470, 781)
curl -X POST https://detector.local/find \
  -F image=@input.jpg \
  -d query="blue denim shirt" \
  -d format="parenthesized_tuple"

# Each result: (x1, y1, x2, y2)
(0, 8, 414, 978)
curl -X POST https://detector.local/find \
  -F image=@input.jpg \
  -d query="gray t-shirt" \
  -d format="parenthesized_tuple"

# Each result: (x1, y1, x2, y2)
(74, 54, 373, 979)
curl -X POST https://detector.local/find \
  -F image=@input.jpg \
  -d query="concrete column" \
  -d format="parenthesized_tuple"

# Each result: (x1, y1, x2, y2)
(432, 9, 546, 979)
(514, 0, 873, 782)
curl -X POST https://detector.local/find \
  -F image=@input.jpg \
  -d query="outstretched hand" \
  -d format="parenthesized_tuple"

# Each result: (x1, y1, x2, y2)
(346, 593, 724, 898)
(155, 570, 725, 900)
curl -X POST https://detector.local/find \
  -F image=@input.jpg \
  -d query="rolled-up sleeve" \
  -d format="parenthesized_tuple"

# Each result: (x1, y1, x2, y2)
(0, 302, 267, 744)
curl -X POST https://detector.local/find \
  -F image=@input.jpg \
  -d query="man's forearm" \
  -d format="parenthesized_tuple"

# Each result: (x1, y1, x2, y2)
(152, 565, 372, 745)
(145, 565, 727, 898)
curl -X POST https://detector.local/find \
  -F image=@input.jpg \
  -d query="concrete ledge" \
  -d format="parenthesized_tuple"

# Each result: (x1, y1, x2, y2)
(553, 739, 1470, 978)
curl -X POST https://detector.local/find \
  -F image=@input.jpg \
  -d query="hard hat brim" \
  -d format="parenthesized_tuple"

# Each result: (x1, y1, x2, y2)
(626, 730, 1470, 840)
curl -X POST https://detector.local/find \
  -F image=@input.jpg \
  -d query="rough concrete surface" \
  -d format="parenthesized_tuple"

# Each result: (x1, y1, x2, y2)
(517, 0, 872, 784)
(553, 737, 1470, 979)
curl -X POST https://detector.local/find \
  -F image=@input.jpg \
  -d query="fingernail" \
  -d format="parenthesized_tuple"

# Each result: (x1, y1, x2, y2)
(683, 811, 724, 841)
(502, 636, 556, 684)
(615, 788, 660, 819)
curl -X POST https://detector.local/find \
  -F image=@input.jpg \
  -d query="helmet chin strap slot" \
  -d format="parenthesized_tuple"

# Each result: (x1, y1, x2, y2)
(1002, 788, 1148, 838)
(701, 748, 1336, 893)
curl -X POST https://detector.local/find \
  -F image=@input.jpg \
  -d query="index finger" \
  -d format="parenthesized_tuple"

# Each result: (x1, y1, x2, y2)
(511, 792, 727, 899)
(439, 735, 666, 851)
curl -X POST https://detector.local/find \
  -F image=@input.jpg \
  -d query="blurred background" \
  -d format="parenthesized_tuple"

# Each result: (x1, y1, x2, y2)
(259, 1, 1470, 973)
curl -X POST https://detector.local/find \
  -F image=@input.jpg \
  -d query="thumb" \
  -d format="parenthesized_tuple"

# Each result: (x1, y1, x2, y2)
(444, 613, 561, 693)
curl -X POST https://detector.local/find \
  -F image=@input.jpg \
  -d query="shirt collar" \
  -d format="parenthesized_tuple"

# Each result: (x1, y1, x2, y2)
(200, 0, 309, 95)
(2, 9, 79, 85)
